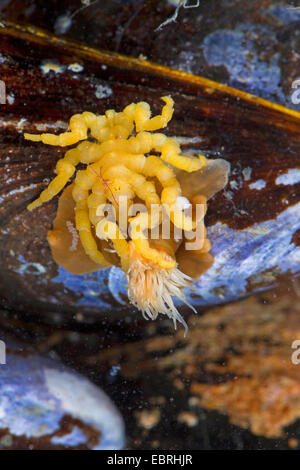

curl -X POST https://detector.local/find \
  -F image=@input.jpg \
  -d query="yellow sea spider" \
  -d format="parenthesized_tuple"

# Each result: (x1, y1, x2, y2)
(24, 96, 229, 333)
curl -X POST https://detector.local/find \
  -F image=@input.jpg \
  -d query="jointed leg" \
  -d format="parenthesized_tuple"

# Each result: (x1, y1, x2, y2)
(24, 112, 100, 146)
(96, 219, 130, 271)
(134, 96, 174, 132)
(27, 142, 102, 210)
(143, 155, 195, 231)
(75, 204, 109, 266)
(28, 159, 76, 211)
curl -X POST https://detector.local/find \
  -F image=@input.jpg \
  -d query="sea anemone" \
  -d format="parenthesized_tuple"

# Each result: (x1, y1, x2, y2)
(24, 96, 229, 332)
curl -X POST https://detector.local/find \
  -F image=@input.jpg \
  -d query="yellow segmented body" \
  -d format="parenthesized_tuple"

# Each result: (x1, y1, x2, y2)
(24, 96, 207, 270)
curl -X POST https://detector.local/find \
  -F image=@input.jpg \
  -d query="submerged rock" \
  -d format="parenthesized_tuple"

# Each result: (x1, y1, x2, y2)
(0, 341, 125, 449)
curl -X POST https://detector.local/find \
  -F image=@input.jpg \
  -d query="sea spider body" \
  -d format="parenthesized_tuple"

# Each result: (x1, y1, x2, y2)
(24, 96, 217, 332)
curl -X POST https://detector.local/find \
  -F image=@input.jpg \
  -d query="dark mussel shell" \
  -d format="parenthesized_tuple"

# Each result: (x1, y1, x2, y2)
(0, 21, 300, 324)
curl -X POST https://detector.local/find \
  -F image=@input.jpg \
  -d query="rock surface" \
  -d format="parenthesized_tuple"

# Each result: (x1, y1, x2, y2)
(0, 337, 125, 450)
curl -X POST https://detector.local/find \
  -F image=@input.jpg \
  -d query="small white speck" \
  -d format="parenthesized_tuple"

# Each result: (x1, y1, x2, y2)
(224, 191, 233, 200)
(40, 60, 65, 74)
(242, 167, 252, 181)
(18, 118, 27, 127)
(110, 365, 121, 377)
(95, 84, 113, 99)
(7, 93, 14, 105)
(249, 179, 266, 190)
(176, 196, 191, 210)
(54, 14, 72, 34)
(68, 63, 84, 73)
(230, 180, 239, 190)
(18, 262, 46, 275)
(173, 136, 203, 145)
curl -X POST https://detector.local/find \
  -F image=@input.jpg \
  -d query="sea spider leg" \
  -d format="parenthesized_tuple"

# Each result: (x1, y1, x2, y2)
(134, 96, 174, 132)
(24, 112, 101, 146)
(73, 164, 130, 269)
(96, 218, 130, 272)
(96, 164, 174, 269)
(75, 203, 109, 266)
(143, 155, 195, 231)
(27, 142, 103, 211)
(27, 158, 76, 211)
(72, 168, 110, 265)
